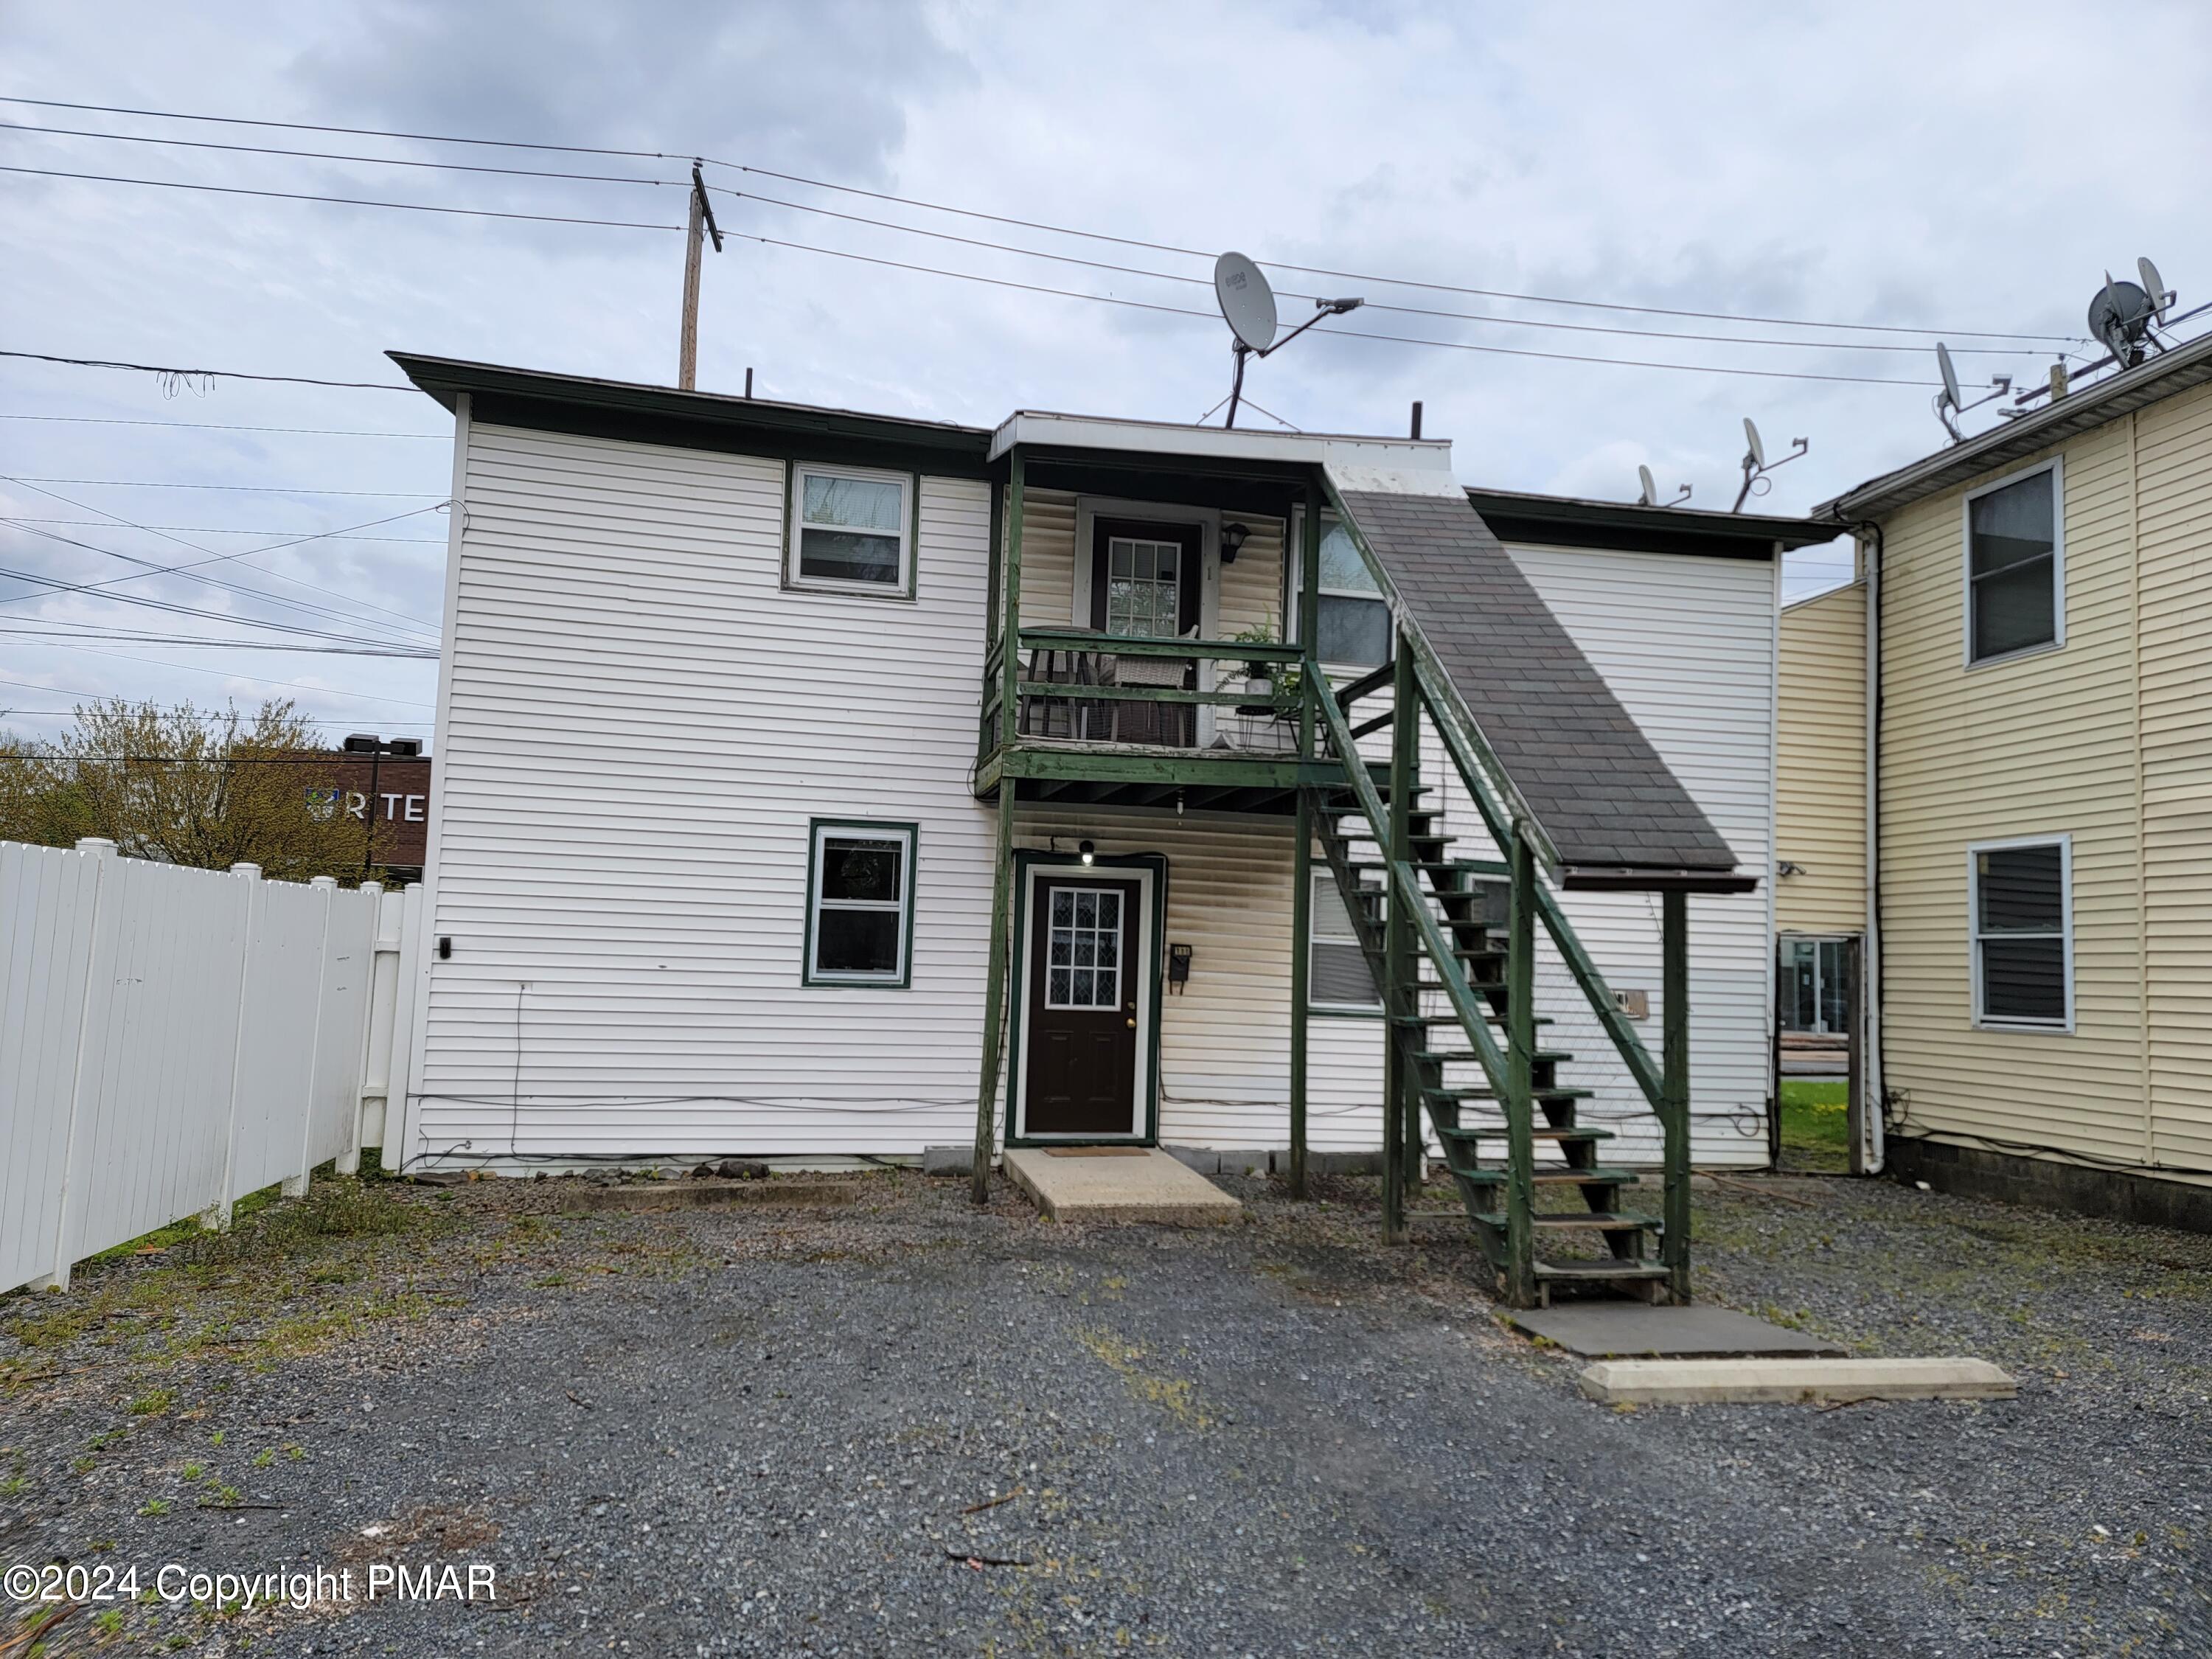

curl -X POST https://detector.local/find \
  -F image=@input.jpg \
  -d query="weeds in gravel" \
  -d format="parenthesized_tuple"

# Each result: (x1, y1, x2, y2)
(1074, 1326, 1214, 1430)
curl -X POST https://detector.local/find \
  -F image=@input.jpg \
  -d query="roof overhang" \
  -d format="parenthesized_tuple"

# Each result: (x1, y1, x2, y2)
(1818, 328, 2212, 521)
(1462, 487, 1836, 559)
(387, 352, 995, 470)
(989, 409, 1453, 473)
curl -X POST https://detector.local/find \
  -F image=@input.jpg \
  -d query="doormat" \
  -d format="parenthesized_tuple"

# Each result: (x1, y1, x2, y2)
(1043, 1147, 1151, 1158)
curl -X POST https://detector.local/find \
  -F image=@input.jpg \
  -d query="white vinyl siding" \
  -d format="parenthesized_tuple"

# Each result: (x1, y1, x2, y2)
(409, 422, 995, 1162)
(1438, 542, 1781, 1169)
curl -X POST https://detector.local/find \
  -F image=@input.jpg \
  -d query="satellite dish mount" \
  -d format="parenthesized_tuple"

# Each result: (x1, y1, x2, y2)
(1213, 252, 1363, 428)
(1930, 341, 2013, 444)
(1636, 464, 1691, 508)
(1732, 417, 1809, 511)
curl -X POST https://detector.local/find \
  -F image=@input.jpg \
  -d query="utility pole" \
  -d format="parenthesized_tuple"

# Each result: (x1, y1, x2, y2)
(677, 161, 723, 391)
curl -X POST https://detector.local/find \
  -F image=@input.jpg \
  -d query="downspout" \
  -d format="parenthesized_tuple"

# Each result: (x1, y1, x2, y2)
(1850, 515, 1886, 1175)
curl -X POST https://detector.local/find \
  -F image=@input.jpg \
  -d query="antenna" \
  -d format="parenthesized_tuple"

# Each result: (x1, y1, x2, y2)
(1930, 341, 2013, 443)
(2138, 256, 2174, 325)
(1636, 463, 1690, 508)
(1211, 251, 1363, 428)
(1733, 417, 1809, 510)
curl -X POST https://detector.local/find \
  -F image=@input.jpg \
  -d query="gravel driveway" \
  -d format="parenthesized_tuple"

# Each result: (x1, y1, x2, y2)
(2, 1164, 2208, 1656)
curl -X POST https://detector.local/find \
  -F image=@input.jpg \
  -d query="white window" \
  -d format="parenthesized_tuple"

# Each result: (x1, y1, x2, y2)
(1964, 460, 2062, 665)
(1045, 886, 1123, 1009)
(1969, 837, 2071, 1030)
(1309, 872, 1380, 1009)
(1104, 538, 1183, 638)
(805, 821, 914, 986)
(787, 464, 914, 596)
(1290, 509, 1391, 669)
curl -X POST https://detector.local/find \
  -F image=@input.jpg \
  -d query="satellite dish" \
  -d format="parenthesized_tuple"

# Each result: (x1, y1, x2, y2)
(1935, 342, 1963, 413)
(1638, 464, 1658, 507)
(2088, 274, 2154, 364)
(1214, 253, 1278, 355)
(2138, 256, 2170, 324)
(1742, 417, 1767, 470)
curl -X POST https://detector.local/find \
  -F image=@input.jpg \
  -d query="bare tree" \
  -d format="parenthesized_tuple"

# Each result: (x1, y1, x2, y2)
(0, 699, 375, 882)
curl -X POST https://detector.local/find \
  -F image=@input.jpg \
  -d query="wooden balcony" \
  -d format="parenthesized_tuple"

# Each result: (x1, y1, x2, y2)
(975, 630, 1345, 811)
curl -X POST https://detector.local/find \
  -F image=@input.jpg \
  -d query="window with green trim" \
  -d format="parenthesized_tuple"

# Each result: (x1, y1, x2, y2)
(806, 822, 914, 985)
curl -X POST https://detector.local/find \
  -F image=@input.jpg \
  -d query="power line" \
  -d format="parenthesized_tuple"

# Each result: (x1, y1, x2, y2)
(0, 414, 444, 438)
(0, 119, 684, 189)
(13, 476, 442, 498)
(1, 487, 445, 639)
(10, 639, 437, 709)
(0, 625, 437, 657)
(714, 184, 2028, 358)
(0, 118, 2023, 358)
(0, 349, 413, 392)
(729, 232, 1942, 388)
(1, 522, 440, 648)
(0, 93, 2075, 344)
(7, 518, 445, 543)
(0, 164, 684, 232)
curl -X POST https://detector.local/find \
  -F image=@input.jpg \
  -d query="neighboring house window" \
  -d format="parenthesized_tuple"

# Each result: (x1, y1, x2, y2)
(805, 821, 915, 986)
(1310, 872, 1380, 1009)
(787, 465, 914, 595)
(1291, 510, 1392, 668)
(1964, 462, 2061, 664)
(1969, 838, 2070, 1029)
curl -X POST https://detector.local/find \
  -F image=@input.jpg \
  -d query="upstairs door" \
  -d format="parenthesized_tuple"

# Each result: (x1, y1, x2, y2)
(1091, 518, 1203, 748)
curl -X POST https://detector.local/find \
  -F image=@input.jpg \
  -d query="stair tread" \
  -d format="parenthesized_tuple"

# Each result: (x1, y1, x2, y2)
(1447, 1166, 1639, 1186)
(1394, 1012, 1552, 1026)
(1433, 1084, 1593, 1097)
(1437, 1121, 1609, 1138)
(1419, 1048, 1573, 1065)
(1534, 1258, 1671, 1280)
(1472, 1211, 1659, 1231)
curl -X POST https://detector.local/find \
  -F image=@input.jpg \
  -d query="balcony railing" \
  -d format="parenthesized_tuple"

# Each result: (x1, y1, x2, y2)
(981, 629, 1304, 759)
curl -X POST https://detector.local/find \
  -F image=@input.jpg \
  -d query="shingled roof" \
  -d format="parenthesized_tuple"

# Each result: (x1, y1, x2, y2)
(1329, 483, 1745, 888)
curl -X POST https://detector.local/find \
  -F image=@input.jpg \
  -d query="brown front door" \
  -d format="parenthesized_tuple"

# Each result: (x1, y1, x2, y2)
(1023, 875, 1143, 1137)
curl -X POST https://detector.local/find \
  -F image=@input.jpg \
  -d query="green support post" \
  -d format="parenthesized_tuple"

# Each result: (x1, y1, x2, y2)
(1660, 888, 1692, 1303)
(999, 452, 1025, 754)
(1381, 645, 1418, 1244)
(1289, 779, 1312, 1200)
(970, 784, 1017, 1205)
(1298, 481, 1321, 760)
(1503, 832, 1540, 1307)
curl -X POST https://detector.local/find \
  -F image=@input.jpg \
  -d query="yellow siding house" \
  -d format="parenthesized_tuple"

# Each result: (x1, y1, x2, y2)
(1813, 332, 2212, 1231)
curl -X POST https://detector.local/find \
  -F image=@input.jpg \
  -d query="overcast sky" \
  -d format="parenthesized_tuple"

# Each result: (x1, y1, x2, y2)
(3, 1, 2205, 748)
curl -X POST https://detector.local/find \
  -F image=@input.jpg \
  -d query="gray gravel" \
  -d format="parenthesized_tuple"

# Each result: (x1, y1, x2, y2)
(2, 1166, 2208, 1656)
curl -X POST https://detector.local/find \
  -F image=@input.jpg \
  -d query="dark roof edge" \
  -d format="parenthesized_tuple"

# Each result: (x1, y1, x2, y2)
(1461, 487, 1836, 555)
(386, 352, 995, 460)
(1818, 328, 2212, 521)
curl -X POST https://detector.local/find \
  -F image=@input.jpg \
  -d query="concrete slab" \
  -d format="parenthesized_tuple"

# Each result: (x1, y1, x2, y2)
(1506, 1304, 1846, 1359)
(1004, 1147, 1242, 1225)
(1579, 1357, 2018, 1407)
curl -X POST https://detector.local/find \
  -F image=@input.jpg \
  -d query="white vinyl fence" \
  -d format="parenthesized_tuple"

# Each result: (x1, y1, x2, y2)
(1, 838, 420, 1294)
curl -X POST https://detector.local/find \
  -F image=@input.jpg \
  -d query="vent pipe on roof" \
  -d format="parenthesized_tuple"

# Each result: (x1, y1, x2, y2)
(1409, 400, 1423, 439)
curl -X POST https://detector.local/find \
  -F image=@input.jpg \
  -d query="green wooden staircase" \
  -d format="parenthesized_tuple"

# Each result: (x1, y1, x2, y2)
(1306, 657, 1692, 1309)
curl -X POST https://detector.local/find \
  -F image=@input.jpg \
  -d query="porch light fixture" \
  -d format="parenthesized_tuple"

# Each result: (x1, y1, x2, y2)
(1220, 522, 1250, 565)
(1078, 840, 1096, 866)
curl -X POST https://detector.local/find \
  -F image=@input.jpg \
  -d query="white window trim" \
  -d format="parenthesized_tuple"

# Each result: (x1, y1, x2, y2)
(1288, 504, 1392, 672)
(1012, 860, 1155, 1141)
(1960, 455, 2064, 669)
(1307, 868, 1381, 1012)
(1966, 833, 2073, 1033)
(785, 462, 917, 599)
(805, 821, 914, 986)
